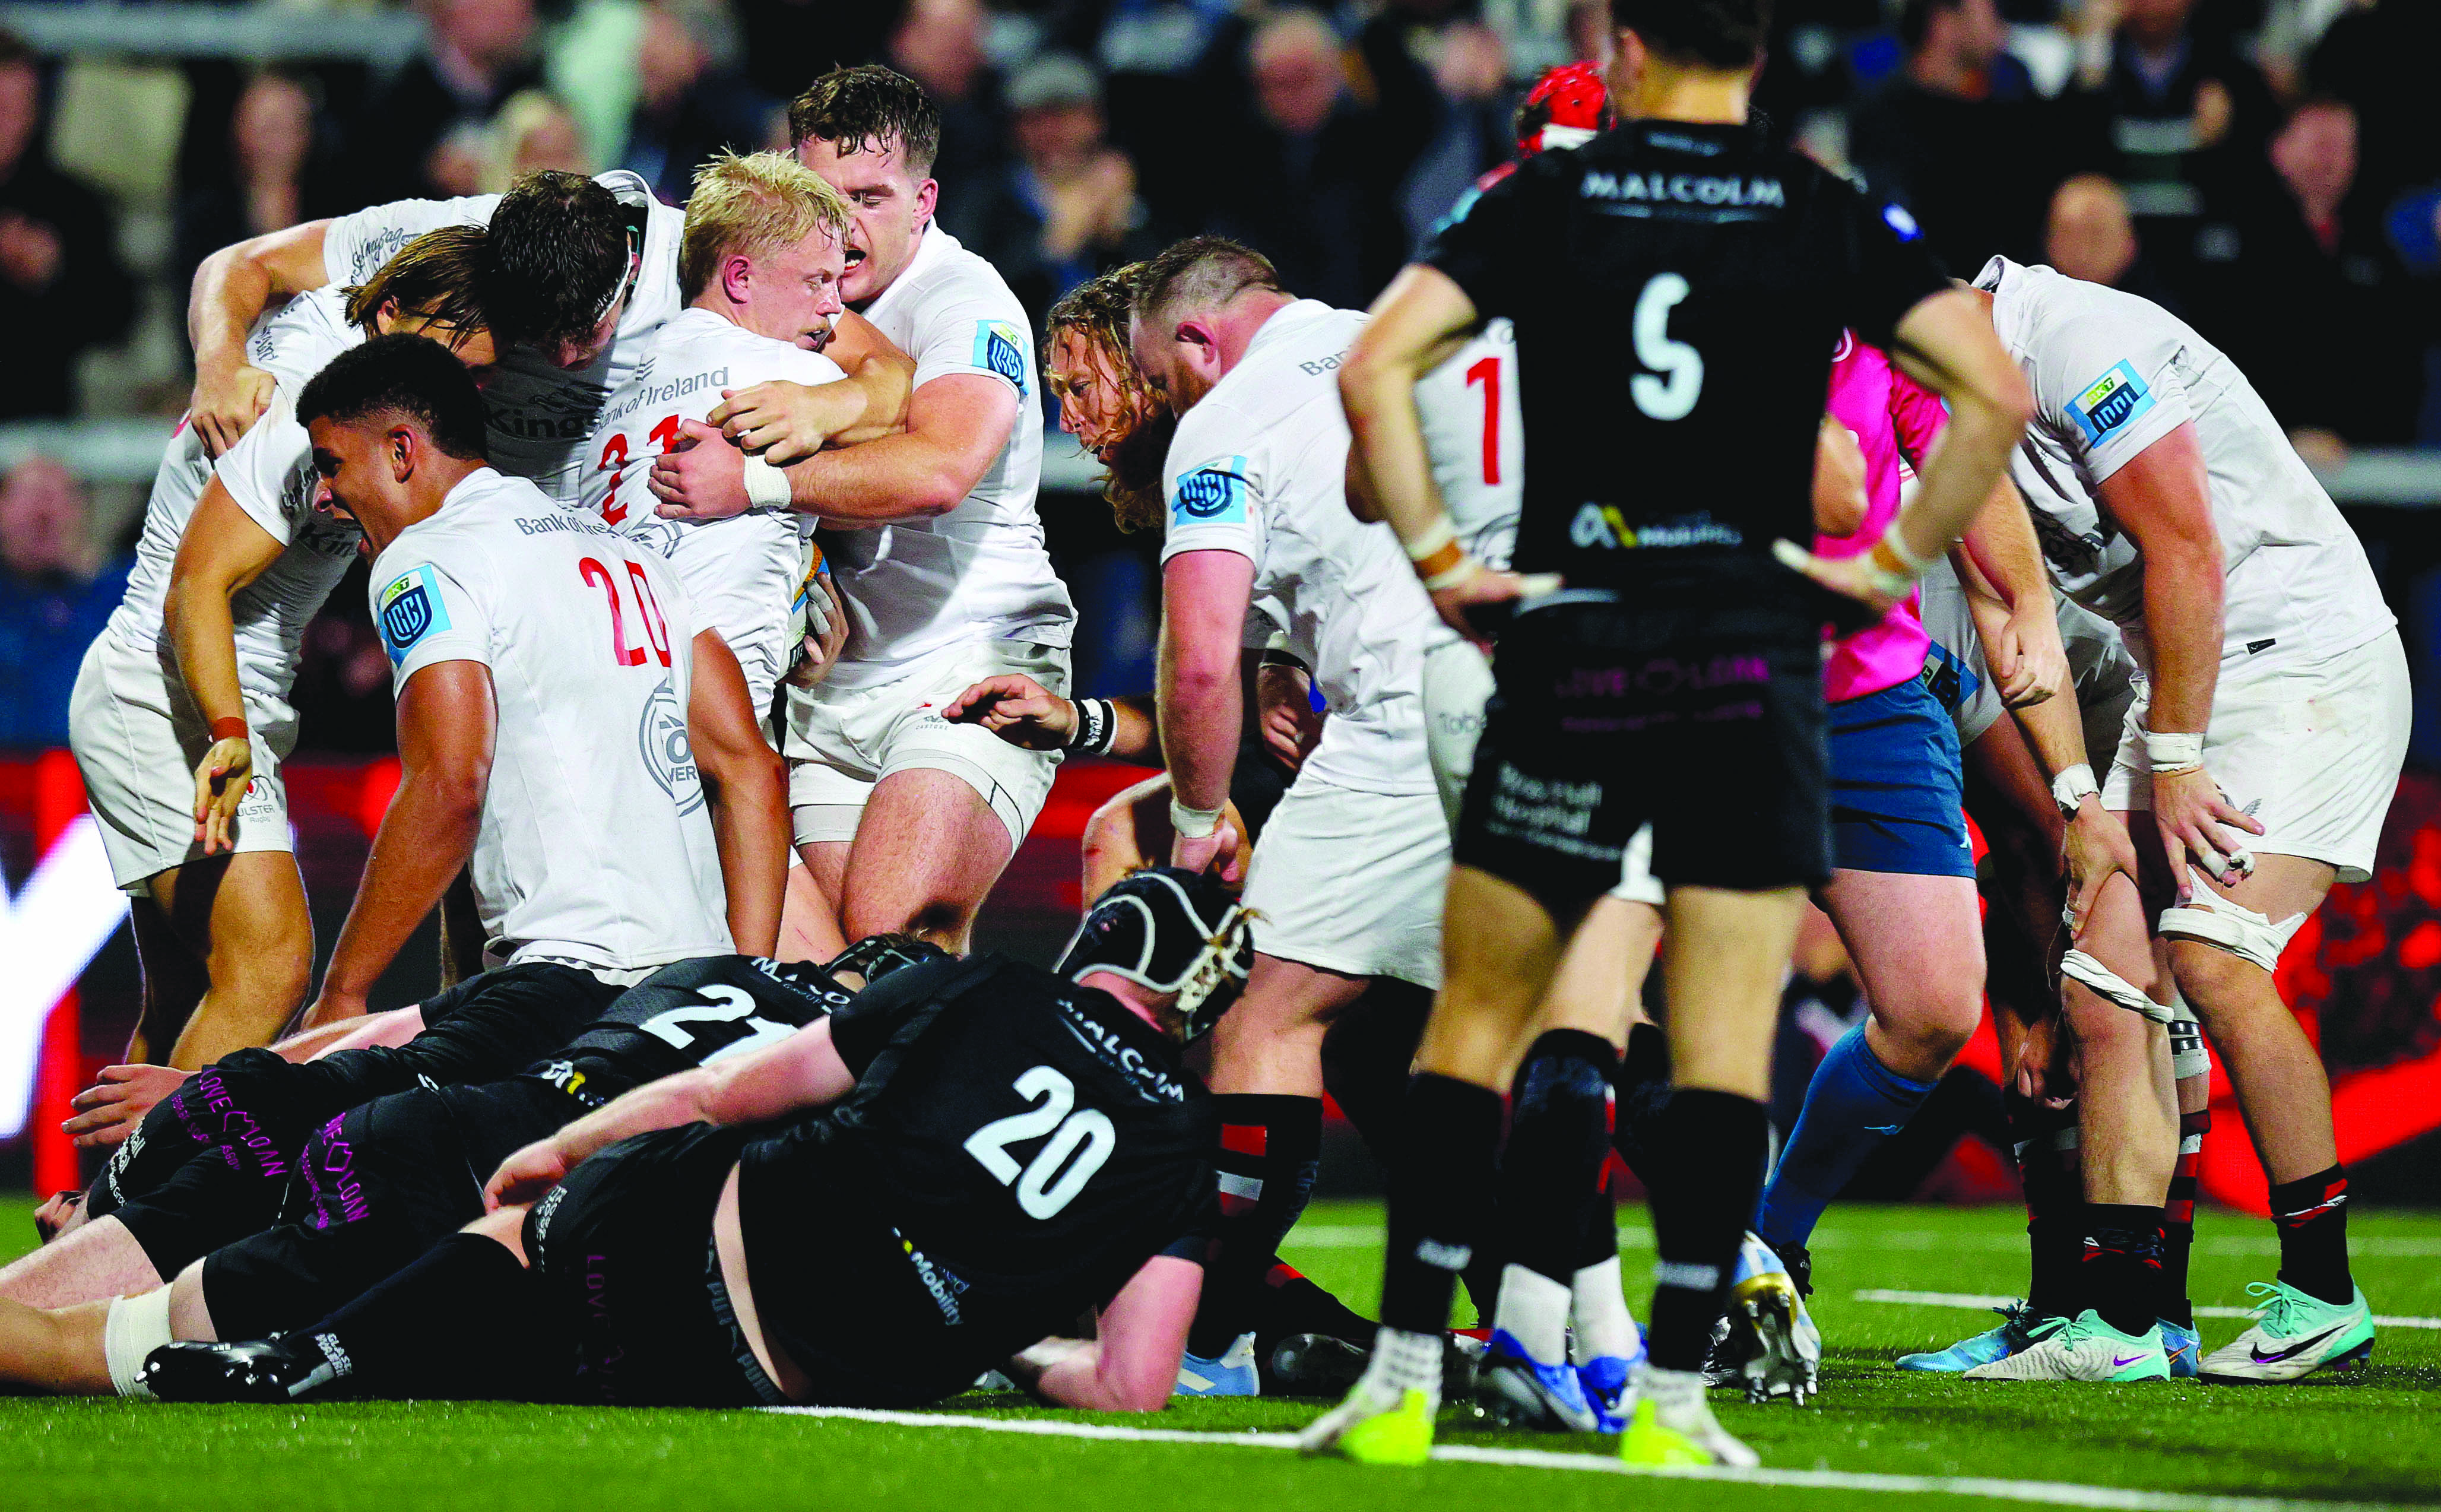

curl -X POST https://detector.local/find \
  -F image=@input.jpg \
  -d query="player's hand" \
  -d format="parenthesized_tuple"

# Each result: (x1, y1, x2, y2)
(2060, 798, 2141, 939)
(708, 382, 837, 466)
(1427, 564, 1545, 646)
(649, 420, 752, 521)
(190, 360, 278, 459)
(1772, 538, 1906, 615)
(943, 675, 1074, 751)
(485, 1139, 572, 1211)
(1987, 603, 2068, 709)
(1254, 662, 1322, 772)
(192, 736, 256, 854)
(63, 1064, 188, 1148)
(2152, 763, 2264, 904)
(2011, 1012, 2077, 1107)
(1170, 819, 1244, 886)
(33, 1188, 85, 1244)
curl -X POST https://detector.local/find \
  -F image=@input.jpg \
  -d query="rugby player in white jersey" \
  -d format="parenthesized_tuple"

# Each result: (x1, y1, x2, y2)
(1955, 258, 2407, 1384)
(66, 230, 499, 1069)
(646, 67, 1077, 952)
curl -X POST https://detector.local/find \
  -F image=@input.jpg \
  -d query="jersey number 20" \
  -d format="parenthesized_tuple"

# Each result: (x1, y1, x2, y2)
(965, 1066, 1117, 1220)
(1630, 274, 1704, 421)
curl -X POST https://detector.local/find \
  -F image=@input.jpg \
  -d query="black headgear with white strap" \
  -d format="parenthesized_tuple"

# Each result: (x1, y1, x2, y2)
(826, 933, 952, 986)
(1053, 868, 1256, 1042)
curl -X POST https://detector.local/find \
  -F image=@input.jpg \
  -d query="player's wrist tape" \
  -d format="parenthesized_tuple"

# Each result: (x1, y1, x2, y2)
(1168, 800, 1224, 839)
(1422, 553, 1482, 592)
(2052, 762, 2099, 817)
(208, 716, 249, 743)
(1864, 522, 1937, 598)
(742, 454, 792, 510)
(2144, 730, 2204, 774)
(1066, 698, 1117, 757)
(1402, 516, 1472, 587)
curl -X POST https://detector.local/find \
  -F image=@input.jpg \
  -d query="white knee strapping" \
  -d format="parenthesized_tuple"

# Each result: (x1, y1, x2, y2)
(2060, 949, 2174, 1023)
(2158, 889, 2308, 974)
(103, 1288, 175, 1399)
(2166, 987, 2210, 1082)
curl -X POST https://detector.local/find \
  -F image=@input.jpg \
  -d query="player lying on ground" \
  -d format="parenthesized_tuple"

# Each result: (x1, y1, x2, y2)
(132, 870, 1254, 1412)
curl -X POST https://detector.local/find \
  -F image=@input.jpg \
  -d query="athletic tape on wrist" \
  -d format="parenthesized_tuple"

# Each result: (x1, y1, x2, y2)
(742, 454, 792, 510)
(1422, 553, 1482, 592)
(1067, 698, 1117, 757)
(104, 1289, 175, 1399)
(1168, 799, 1223, 839)
(1401, 515, 1456, 563)
(2060, 949, 2175, 1023)
(2143, 729, 2204, 774)
(2052, 762, 2099, 817)
(208, 716, 249, 743)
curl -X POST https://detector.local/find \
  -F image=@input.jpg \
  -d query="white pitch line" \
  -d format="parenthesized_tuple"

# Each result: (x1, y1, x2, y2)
(1283, 1229, 2441, 1260)
(763, 1404, 2418, 1512)
(1853, 1289, 2441, 1330)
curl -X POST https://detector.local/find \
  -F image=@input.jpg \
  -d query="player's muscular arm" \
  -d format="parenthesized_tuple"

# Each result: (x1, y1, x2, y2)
(1958, 480, 2068, 708)
(686, 630, 788, 957)
(307, 660, 496, 1027)
(654, 373, 1013, 524)
(187, 220, 332, 457)
(162, 481, 286, 853)
(1007, 1254, 1203, 1412)
(1159, 550, 1256, 876)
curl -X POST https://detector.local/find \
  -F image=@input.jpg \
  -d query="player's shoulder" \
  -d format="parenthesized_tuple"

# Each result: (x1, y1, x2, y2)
(251, 287, 359, 388)
(1982, 258, 2199, 387)
(901, 229, 1032, 331)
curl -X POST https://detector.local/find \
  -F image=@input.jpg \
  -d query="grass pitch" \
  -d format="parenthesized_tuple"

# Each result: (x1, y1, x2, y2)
(2, 1194, 2435, 1511)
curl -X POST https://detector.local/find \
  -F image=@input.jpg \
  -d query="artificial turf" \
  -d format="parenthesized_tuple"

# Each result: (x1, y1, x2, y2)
(1, 1195, 2435, 1511)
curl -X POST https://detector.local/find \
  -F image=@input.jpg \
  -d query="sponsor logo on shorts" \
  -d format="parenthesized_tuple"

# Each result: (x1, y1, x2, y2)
(376, 565, 451, 665)
(1569, 503, 1741, 551)
(972, 320, 1029, 394)
(637, 677, 705, 815)
(2066, 360, 2157, 445)
(1171, 457, 1249, 526)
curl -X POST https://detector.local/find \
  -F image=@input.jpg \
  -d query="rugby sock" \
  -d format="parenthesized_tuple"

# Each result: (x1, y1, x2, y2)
(1500, 1031, 1619, 1288)
(1570, 1254, 1641, 1366)
(2161, 1110, 2210, 1327)
(275, 1232, 547, 1400)
(2268, 1165, 2354, 1306)
(1608, 1021, 1672, 1187)
(1378, 1073, 1504, 1336)
(2008, 1091, 2082, 1320)
(2080, 1204, 2166, 1337)
(1253, 1261, 1374, 1346)
(1754, 1025, 1937, 1254)
(1645, 1089, 1770, 1372)
(1188, 1094, 1323, 1358)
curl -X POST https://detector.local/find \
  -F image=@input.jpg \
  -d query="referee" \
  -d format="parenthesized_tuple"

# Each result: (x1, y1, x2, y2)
(1301, 0, 2030, 1469)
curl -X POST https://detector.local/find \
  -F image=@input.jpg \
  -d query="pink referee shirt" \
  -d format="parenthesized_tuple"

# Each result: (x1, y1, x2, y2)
(1819, 331, 1948, 704)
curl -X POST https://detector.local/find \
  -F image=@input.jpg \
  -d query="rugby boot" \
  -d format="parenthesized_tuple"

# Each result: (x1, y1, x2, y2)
(1619, 1364, 1759, 1468)
(1176, 1331, 1260, 1396)
(1577, 1352, 1638, 1434)
(141, 1335, 347, 1403)
(1704, 1232, 1819, 1405)
(1894, 1302, 2060, 1372)
(1472, 1328, 1601, 1431)
(1267, 1333, 1368, 1396)
(1299, 1378, 1435, 1465)
(1961, 1310, 2170, 1381)
(2159, 1320, 2201, 1379)
(2198, 1282, 2375, 1384)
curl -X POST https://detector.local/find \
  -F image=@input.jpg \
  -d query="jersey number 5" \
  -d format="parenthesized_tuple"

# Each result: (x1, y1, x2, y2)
(1630, 273, 1704, 422)
(964, 1065, 1117, 1220)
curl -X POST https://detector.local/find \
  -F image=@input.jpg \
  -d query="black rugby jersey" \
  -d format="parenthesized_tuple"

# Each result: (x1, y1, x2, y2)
(520, 955, 847, 1107)
(1424, 119, 1948, 607)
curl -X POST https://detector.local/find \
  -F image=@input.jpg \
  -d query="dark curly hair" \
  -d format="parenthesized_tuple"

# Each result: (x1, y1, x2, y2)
(297, 332, 490, 462)
(1046, 265, 1174, 533)
(789, 65, 942, 177)
(485, 170, 634, 352)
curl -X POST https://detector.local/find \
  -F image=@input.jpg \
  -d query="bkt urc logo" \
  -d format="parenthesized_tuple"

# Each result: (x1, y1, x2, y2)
(975, 320, 1029, 395)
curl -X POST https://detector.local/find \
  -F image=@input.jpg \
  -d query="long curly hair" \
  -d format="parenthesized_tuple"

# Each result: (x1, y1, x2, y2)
(1045, 266, 1175, 534)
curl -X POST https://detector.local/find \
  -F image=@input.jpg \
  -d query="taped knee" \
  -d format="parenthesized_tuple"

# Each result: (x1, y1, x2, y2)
(2167, 1003, 2211, 1082)
(2158, 895, 2307, 974)
(103, 1288, 175, 1399)
(2060, 950, 2173, 1023)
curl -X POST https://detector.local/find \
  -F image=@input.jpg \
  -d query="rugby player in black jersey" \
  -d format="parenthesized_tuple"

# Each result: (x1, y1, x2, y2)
(0, 949, 903, 1396)
(141, 871, 1254, 1412)
(1302, 0, 2031, 1468)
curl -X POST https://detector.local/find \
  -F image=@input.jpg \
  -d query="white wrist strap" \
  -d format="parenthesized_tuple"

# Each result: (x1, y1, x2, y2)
(2052, 762, 2099, 816)
(2144, 730, 2204, 774)
(1168, 800, 1223, 839)
(1423, 554, 1482, 592)
(1401, 515, 1457, 563)
(743, 454, 792, 510)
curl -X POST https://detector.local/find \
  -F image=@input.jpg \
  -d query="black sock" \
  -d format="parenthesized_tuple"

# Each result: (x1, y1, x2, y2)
(1608, 1022, 1672, 1188)
(2080, 1203, 2166, 1337)
(1250, 1260, 1374, 1348)
(1318, 984, 1430, 1167)
(1380, 1073, 1505, 1336)
(1499, 1031, 1621, 1287)
(274, 1232, 551, 1399)
(2008, 1092, 2080, 1319)
(2160, 1109, 2209, 1328)
(2268, 1164, 2353, 1306)
(1187, 1094, 1323, 1356)
(1645, 1089, 1770, 1372)
(1581, 1130, 1621, 1272)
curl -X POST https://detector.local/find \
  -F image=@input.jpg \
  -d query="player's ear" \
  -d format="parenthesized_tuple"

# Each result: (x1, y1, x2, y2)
(719, 252, 754, 306)
(387, 424, 417, 483)
(914, 176, 940, 226)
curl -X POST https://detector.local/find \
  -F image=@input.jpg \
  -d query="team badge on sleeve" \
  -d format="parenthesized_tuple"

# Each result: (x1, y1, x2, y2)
(2066, 361, 2156, 445)
(376, 565, 452, 665)
(1171, 457, 1249, 526)
(972, 319, 1030, 394)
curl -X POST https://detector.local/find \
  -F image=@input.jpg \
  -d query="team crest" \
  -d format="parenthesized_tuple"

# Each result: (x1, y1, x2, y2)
(2066, 360, 2156, 445)
(1171, 458, 1248, 525)
(376, 565, 451, 665)
(973, 319, 1029, 394)
(638, 677, 705, 815)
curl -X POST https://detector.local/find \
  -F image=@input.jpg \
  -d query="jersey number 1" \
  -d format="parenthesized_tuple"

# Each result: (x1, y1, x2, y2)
(1465, 356, 1501, 486)
(964, 1066, 1117, 1220)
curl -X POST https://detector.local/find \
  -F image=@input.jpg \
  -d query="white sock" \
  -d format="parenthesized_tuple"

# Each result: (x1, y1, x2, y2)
(1569, 1255, 1642, 1364)
(1634, 1361, 1705, 1417)
(1491, 1263, 1571, 1364)
(1367, 1326, 1444, 1403)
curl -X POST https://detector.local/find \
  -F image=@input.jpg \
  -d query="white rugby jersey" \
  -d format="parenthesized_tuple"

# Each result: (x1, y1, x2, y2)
(1975, 257, 2392, 675)
(1159, 300, 1457, 795)
(108, 287, 363, 702)
(1415, 318, 1523, 570)
(370, 467, 732, 971)
(817, 224, 1073, 686)
(324, 170, 687, 505)
(581, 308, 843, 712)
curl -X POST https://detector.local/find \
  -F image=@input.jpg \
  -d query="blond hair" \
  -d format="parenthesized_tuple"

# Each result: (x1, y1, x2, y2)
(679, 150, 856, 302)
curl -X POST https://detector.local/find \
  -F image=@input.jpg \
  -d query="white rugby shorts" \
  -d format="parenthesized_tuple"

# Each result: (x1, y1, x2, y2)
(1418, 635, 1663, 907)
(1242, 773, 1450, 989)
(784, 638, 1069, 852)
(68, 629, 297, 893)
(2104, 630, 2409, 884)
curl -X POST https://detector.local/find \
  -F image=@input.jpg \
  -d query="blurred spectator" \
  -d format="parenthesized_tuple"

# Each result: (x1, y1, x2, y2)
(962, 54, 1158, 333)
(460, 89, 592, 194)
(618, 6, 781, 205)
(734, 0, 898, 109)
(1397, 14, 1516, 246)
(0, 458, 128, 749)
(174, 70, 341, 302)
(2044, 172, 2184, 308)
(890, 0, 1010, 237)
(1849, 0, 2098, 277)
(1200, 10, 1438, 310)
(2306, 0, 2441, 217)
(0, 32, 135, 419)
(288, 569, 399, 755)
(347, 0, 543, 203)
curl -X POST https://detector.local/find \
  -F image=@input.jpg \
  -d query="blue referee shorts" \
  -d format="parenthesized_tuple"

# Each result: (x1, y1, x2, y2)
(1828, 676, 1974, 878)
